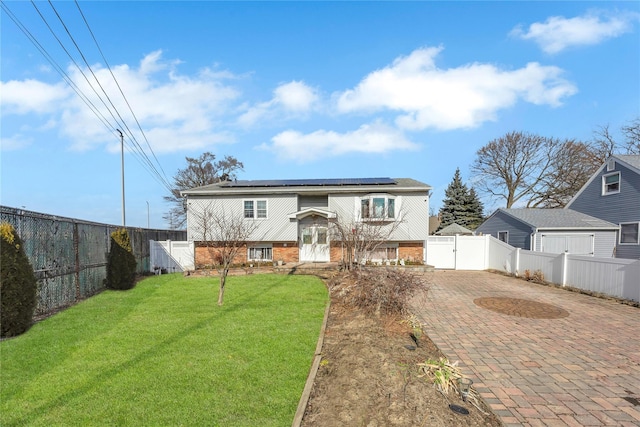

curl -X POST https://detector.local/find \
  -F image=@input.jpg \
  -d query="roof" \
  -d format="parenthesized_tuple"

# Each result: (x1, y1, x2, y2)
(182, 177, 431, 196)
(435, 223, 474, 235)
(614, 154, 640, 173)
(497, 208, 618, 230)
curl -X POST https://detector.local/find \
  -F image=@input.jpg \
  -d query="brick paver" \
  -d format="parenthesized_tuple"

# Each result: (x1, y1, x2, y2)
(412, 270, 640, 427)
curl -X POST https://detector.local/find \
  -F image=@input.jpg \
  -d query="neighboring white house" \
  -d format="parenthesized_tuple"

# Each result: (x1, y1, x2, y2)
(475, 208, 619, 257)
(181, 178, 431, 266)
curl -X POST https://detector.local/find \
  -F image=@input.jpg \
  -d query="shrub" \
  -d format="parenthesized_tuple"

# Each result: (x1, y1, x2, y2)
(106, 228, 137, 290)
(1, 222, 38, 338)
(329, 268, 427, 315)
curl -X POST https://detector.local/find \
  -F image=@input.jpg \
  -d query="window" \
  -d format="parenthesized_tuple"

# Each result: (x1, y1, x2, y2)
(244, 201, 254, 218)
(602, 172, 620, 195)
(244, 200, 267, 219)
(357, 245, 398, 261)
(360, 195, 395, 219)
(317, 228, 327, 245)
(498, 231, 508, 243)
(248, 246, 272, 261)
(620, 223, 639, 245)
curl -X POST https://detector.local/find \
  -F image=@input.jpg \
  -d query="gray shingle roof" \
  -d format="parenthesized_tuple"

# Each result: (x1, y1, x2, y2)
(500, 208, 618, 229)
(435, 223, 474, 235)
(615, 154, 640, 172)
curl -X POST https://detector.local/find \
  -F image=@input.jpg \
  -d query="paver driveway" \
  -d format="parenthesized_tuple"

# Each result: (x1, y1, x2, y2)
(412, 270, 640, 427)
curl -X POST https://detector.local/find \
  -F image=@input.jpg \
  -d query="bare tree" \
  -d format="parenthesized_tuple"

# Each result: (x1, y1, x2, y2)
(472, 131, 555, 208)
(192, 203, 258, 306)
(528, 140, 600, 208)
(164, 153, 244, 229)
(329, 206, 405, 270)
(590, 124, 618, 164)
(473, 131, 606, 209)
(622, 117, 640, 154)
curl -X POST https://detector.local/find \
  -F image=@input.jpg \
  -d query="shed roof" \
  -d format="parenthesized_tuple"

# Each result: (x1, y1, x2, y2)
(435, 223, 474, 235)
(499, 208, 618, 230)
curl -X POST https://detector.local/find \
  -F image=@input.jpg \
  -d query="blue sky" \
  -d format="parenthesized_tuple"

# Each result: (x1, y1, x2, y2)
(1, 1, 639, 228)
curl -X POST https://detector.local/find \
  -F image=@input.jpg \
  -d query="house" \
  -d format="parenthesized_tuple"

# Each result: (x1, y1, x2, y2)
(434, 223, 474, 236)
(565, 154, 640, 260)
(181, 178, 431, 266)
(475, 208, 618, 257)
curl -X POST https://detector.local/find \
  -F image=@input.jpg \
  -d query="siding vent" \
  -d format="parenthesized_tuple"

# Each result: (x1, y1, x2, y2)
(607, 159, 616, 171)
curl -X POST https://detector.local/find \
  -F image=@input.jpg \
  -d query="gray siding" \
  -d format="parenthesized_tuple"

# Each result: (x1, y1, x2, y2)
(476, 211, 532, 249)
(186, 194, 298, 242)
(299, 195, 329, 210)
(329, 191, 429, 242)
(569, 162, 640, 259)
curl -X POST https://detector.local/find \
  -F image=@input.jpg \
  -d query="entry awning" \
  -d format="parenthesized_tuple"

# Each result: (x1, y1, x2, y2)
(287, 208, 337, 220)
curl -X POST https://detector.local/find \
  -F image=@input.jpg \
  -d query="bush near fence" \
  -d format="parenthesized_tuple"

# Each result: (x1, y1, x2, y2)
(0, 206, 186, 318)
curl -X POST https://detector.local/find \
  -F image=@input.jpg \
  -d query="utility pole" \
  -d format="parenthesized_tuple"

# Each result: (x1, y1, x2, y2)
(117, 129, 126, 226)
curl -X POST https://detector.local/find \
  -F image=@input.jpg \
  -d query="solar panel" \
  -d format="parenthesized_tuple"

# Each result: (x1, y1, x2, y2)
(223, 178, 397, 187)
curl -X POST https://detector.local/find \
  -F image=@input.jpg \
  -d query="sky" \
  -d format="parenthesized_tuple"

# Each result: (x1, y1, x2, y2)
(1, 1, 639, 229)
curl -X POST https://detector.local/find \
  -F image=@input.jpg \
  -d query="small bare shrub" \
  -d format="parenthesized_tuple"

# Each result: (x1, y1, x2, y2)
(532, 269, 545, 283)
(329, 268, 427, 315)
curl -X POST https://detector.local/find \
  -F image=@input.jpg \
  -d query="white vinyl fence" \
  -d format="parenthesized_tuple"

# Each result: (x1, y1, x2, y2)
(427, 235, 640, 302)
(150, 240, 195, 273)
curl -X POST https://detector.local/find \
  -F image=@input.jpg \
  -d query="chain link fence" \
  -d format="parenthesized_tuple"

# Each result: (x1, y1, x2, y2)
(1, 206, 186, 317)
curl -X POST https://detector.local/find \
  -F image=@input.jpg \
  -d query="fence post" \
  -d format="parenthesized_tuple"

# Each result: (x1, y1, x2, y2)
(515, 248, 520, 276)
(562, 252, 568, 286)
(74, 222, 81, 300)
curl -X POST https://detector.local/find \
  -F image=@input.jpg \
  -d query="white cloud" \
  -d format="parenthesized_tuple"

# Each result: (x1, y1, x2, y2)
(0, 134, 32, 151)
(336, 47, 577, 131)
(1, 51, 240, 153)
(511, 11, 639, 54)
(259, 120, 418, 162)
(0, 79, 69, 114)
(238, 80, 318, 126)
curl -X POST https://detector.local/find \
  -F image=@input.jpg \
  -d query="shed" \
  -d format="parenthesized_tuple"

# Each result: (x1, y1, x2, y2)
(475, 208, 619, 257)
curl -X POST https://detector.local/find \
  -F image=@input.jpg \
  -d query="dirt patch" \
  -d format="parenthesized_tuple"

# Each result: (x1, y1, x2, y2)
(301, 289, 502, 427)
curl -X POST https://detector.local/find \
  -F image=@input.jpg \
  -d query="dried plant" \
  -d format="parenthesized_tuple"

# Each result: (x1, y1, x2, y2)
(329, 268, 427, 315)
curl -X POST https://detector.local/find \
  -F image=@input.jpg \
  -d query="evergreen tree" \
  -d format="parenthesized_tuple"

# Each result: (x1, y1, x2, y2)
(438, 169, 484, 231)
(464, 187, 484, 230)
(1, 222, 38, 337)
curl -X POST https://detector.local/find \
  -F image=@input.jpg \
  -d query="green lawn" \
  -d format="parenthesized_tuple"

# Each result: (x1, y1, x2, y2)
(1, 273, 328, 426)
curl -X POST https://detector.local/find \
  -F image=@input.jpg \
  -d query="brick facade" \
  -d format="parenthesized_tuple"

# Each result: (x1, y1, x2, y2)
(194, 240, 424, 267)
(272, 242, 299, 263)
(398, 242, 423, 263)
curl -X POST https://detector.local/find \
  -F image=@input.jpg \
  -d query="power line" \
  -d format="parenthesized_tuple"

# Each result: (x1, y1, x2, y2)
(73, 0, 172, 191)
(1, 0, 174, 194)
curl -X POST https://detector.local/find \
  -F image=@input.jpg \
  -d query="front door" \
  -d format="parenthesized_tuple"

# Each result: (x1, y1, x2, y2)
(300, 225, 330, 262)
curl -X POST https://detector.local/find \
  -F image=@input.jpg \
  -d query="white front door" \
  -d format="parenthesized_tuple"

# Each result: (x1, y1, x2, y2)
(300, 226, 330, 262)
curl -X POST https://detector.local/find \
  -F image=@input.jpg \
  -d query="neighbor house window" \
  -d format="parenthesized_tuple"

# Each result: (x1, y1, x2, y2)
(620, 223, 639, 245)
(360, 195, 395, 220)
(248, 245, 272, 261)
(498, 231, 508, 243)
(602, 172, 620, 195)
(244, 200, 267, 219)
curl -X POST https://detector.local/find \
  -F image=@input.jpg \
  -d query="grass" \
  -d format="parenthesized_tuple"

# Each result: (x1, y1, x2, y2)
(1, 273, 328, 426)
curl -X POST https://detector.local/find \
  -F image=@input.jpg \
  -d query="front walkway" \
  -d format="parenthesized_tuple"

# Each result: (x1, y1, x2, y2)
(412, 270, 640, 427)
